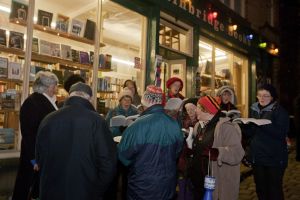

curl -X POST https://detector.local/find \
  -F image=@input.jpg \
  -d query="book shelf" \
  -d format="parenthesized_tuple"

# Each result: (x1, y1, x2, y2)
(10, 19, 105, 47)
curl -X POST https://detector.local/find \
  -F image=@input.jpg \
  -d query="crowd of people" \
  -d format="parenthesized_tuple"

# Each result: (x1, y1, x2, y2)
(12, 71, 291, 200)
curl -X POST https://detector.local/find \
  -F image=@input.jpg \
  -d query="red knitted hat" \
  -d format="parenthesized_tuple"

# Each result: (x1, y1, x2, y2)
(166, 77, 183, 91)
(197, 95, 220, 114)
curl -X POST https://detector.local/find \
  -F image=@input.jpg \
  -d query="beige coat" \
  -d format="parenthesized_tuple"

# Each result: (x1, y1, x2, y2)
(212, 117, 245, 200)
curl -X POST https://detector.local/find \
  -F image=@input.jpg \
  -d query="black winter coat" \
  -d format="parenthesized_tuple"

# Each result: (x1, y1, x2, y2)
(247, 102, 289, 167)
(12, 92, 57, 200)
(36, 96, 117, 200)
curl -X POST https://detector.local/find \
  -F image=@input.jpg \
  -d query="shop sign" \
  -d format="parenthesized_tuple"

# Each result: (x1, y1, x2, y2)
(167, 0, 252, 46)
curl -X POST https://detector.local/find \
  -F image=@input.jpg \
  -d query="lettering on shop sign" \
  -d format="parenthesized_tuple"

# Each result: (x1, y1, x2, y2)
(167, 0, 251, 46)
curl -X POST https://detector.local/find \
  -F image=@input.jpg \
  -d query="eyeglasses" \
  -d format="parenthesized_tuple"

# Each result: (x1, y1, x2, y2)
(256, 95, 271, 99)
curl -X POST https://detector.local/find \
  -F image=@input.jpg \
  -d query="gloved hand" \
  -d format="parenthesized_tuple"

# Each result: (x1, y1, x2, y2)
(202, 147, 219, 161)
(186, 127, 194, 149)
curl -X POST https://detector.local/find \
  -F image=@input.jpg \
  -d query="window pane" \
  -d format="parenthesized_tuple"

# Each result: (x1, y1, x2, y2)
(199, 40, 213, 95)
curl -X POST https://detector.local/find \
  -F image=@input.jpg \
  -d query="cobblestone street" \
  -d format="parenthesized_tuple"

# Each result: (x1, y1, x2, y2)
(239, 147, 300, 200)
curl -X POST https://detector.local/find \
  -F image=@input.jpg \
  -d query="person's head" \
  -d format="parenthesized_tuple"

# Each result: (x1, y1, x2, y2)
(123, 80, 138, 96)
(118, 87, 133, 110)
(217, 86, 235, 104)
(257, 84, 277, 106)
(64, 74, 85, 93)
(183, 98, 198, 120)
(196, 95, 220, 121)
(166, 77, 183, 95)
(69, 82, 93, 101)
(141, 85, 163, 109)
(33, 71, 58, 97)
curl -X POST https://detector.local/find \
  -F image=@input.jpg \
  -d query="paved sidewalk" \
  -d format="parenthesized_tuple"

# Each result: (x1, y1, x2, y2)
(239, 147, 300, 200)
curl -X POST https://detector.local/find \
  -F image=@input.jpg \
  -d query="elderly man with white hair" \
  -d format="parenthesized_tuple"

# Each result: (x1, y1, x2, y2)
(12, 71, 59, 200)
(35, 82, 117, 200)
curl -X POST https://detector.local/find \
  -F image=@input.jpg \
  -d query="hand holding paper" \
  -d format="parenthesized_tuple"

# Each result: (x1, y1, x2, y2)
(186, 127, 194, 149)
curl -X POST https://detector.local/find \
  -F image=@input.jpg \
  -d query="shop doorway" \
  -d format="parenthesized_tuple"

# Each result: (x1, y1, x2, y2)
(159, 47, 187, 96)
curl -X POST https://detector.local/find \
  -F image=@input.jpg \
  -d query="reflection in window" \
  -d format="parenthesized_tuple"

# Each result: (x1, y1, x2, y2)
(198, 39, 248, 116)
(159, 22, 188, 54)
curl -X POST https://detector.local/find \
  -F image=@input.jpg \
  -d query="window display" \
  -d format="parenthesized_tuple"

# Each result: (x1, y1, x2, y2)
(199, 39, 248, 116)
(0, 0, 147, 151)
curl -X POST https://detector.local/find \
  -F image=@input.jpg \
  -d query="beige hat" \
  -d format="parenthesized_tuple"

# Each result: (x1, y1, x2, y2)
(118, 87, 133, 101)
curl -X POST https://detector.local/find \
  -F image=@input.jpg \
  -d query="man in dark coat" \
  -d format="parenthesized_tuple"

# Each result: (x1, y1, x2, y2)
(118, 85, 183, 200)
(36, 82, 117, 200)
(12, 71, 59, 200)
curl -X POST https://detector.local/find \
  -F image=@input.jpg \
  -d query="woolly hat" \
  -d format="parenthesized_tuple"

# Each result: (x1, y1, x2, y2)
(258, 84, 278, 100)
(166, 77, 183, 91)
(182, 98, 198, 113)
(141, 85, 163, 107)
(118, 87, 133, 101)
(197, 95, 220, 114)
(69, 82, 92, 97)
(64, 74, 85, 93)
(216, 86, 236, 104)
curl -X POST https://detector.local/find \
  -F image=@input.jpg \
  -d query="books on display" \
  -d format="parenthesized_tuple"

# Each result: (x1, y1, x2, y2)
(32, 37, 39, 53)
(9, 31, 24, 49)
(83, 19, 96, 40)
(8, 62, 21, 80)
(9, 0, 28, 21)
(71, 49, 79, 63)
(70, 19, 85, 37)
(79, 51, 90, 64)
(232, 118, 272, 126)
(110, 114, 139, 127)
(0, 57, 8, 78)
(0, 29, 7, 46)
(56, 14, 69, 33)
(61, 44, 72, 60)
(40, 40, 60, 57)
(37, 10, 53, 27)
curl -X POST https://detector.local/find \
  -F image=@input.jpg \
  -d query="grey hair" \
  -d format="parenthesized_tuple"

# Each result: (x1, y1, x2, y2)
(33, 71, 58, 94)
(69, 91, 91, 101)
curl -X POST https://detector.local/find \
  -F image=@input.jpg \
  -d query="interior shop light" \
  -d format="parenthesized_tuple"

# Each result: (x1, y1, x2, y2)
(33, 16, 38, 23)
(51, 22, 56, 29)
(198, 55, 228, 64)
(112, 57, 134, 67)
(0, 5, 10, 13)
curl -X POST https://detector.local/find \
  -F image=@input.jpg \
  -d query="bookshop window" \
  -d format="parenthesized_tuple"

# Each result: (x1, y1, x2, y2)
(159, 13, 193, 55)
(100, 1, 147, 111)
(28, 0, 146, 114)
(198, 39, 248, 116)
(0, 0, 28, 151)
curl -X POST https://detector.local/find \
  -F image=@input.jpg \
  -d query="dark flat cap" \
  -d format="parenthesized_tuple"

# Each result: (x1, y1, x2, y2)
(69, 82, 92, 97)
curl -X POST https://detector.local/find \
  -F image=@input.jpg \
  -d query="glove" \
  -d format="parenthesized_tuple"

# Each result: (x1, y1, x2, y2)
(186, 127, 194, 149)
(202, 147, 219, 161)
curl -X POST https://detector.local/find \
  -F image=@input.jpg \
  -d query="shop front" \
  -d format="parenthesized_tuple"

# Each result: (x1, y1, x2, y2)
(0, 0, 262, 154)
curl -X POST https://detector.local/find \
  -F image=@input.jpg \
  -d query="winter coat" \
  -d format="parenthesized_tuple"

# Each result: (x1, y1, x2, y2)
(190, 113, 244, 200)
(12, 92, 57, 200)
(105, 104, 138, 137)
(212, 117, 245, 200)
(118, 105, 184, 200)
(247, 101, 289, 167)
(36, 96, 117, 200)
